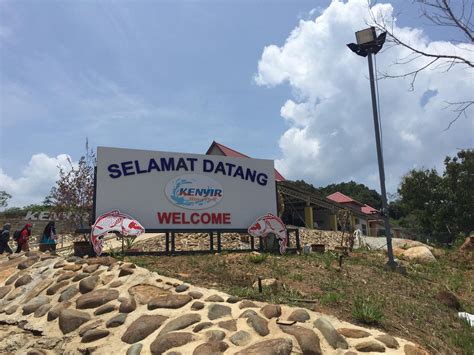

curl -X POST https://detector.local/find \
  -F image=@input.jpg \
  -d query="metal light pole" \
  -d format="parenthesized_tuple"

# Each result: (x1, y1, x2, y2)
(347, 27, 397, 268)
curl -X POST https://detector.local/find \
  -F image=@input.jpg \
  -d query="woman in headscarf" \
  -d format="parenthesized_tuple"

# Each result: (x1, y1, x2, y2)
(0, 223, 13, 254)
(16, 223, 32, 253)
(41, 221, 57, 252)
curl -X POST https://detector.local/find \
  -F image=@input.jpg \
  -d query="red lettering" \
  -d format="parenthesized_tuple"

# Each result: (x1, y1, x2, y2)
(201, 213, 210, 224)
(172, 212, 181, 224)
(157, 212, 172, 224)
(191, 213, 199, 224)
(181, 212, 190, 224)
(223, 213, 231, 224)
(211, 213, 222, 224)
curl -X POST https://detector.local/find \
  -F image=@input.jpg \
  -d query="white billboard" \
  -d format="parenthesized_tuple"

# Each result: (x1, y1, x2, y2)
(95, 147, 277, 230)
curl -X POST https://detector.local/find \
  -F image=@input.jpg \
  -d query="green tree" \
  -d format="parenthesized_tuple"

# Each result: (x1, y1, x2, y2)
(318, 181, 382, 209)
(0, 191, 11, 208)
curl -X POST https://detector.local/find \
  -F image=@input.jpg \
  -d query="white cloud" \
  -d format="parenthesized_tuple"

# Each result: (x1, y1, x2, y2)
(0, 153, 75, 208)
(256, 0, 473, 192)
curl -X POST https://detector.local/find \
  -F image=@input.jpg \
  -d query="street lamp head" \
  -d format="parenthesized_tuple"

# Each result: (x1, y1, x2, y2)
(355, 27, 377, 45)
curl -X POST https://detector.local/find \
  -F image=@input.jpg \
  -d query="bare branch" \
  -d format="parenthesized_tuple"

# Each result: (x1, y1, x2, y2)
(443, 101, 474, 130)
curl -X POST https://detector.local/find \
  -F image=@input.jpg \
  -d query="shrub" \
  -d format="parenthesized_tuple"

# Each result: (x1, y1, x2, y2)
(248, 253, 268, 264)
(352, 294, 384, 325)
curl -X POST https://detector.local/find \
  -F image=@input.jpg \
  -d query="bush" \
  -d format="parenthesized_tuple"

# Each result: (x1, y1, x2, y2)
(352, 294, 384, 325)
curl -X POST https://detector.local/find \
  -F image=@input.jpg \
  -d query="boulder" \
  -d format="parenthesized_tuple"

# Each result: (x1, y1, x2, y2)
(280, 324, 322, 355)
(83, 264, 100, 273)
(204, 329, 226, 341)
(193, 341, 228, 355)
(57, 271, 76, 282)
(205, 294, 225, 302)
(79, 319, 104, 336)
(261, 304, 281, 319)
(400, 246, 436, 264)
(230, 330, 252, 346)
(106, 313, 127, 328)
(0, 286, 12, 299)
(218, 319, 237, 331)
(148, 294, 192, 309)
(47, 301, 71, 321)
(59, 309, 91, 334)
(236, 338, 293, 355)
(129, 284, 171, 304)
(18, 256, 39, 269)
(252, 278, 283, 293)
(58, 285, 79, 302)
(14, 274, 33, 288)
(227, 296, 241, 303)
(76, 289, 119, 309)
(175, 284, 189, 292)
(121, 314, 168, 344)
(72, 273, 90, 282)
(94, 303, 117, 315)
(193, 322, 214, 333)
(127, 344, 143, 355)
(239, 300, 258, 309)
(288, 309, 310, 323)
(355, 340, 386, 352)
(404, 344, 428, 355)
(376, 334, 399, 349)
(191, 301, 205, 310)
(79, 276, 100, 294)
(338, 328, 371, 338)
(246, 313, 269, 336)
(188, 291, 203, 299)
(119, 297, 137, 313)
(81, 329, 110, 343)
(63, 264, 82, 272)
(150, 332, 195, 354)
(314, 317, 348, 350)
(459, 236, 474, 252)
(22, 296, 50, 315)
(208, 304, 232, 320)
(158, 313, 201, 336)
(46, 281, 69, 296)
(436, 290, 461, 310)
(34, 303, 52, 318)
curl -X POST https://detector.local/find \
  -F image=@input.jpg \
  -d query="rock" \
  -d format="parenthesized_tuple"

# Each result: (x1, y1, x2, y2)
(119, 267, 135, 277)
(23, 296, 50, 315)
(188, 291, 203, 299)
(239, 300, 258, 309)
(261, 304, 281, 319)
(129, 284, 171, 304)
(401, 246, 436, 264)
(5, 304, 18, 314)
(459, 236, 474, 252)
(76, 289, 119, 309)
(150, 332, 195, 354)
(230, 330, 252, 346)
(208, 304, 232, 320)
(404, 344, 428, 355)
(64, 264, 83, 271)
(236, 338, 293, 355)
(47, 301, 71, 321)
(288, 309, 310, 323)
(218, 319, 237, 331)
(127, 343, 143, 355)
(226, 295, 241, 303)
(18, 256, 39, 269)
(109, 280, 123, 288)
(120, 297, 137, 313)
(205, 329, 226, 341)
(437, 290, 461, 310)
(121, 314, 168, 344)
(193, 341, 228, 354)
(158, 313, 201, 336)
(83, 264, 100, 273)
(94, 303, 117, 315)
(280, 324, 322, 355)
(191, 301, 205, 310)
(79, 276, 100, 294)
(57, 271, 76, 282)
(72, 273, 90, 282)
(247, 313, 269, 336)
(81, 329, 110, 342)
(54, 260, 66, 268)
(58, 285, 79, 302)
(193, 322, 214, 333)
(338, 328, 371, 338)
(59, 309, 91, 334)
(314, 317, 348, 350)
(106, 313, 128, 328)
(355, 340, 386, 352)
(86, 256, 116, 266)
(175, 284, 189, 292)
(0, 285, 12, 299)
(26, 350, 47, 355)
(6, 286, 24, 300)
(79, 319, 104, 336)
(205, 294, 225, 302)
(23, 278, 52, 303)
(67, 256, 81, 262)
(148, 294, 192, 310)
(34, 303, 52, 318)
(46, 280, 69, 295)
(14, 274, 33, 287)
(252, 278, 283, 293)
(240, 309, 258, 318)
(376, 334, 399, 349)
(5, 271, 23, 285)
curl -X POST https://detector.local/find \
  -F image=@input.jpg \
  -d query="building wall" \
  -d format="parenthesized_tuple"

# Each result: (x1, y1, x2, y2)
(313, 208, 334, 230)
(207, 146, 225, 156)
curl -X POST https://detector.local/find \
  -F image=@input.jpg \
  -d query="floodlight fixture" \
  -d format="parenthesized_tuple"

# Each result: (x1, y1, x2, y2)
(355, 27, 377, 45)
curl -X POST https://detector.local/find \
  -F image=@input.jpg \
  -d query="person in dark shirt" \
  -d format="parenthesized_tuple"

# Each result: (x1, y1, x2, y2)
(0, 223, 13, 254)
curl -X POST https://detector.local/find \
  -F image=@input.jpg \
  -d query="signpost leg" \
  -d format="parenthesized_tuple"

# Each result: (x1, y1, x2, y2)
(171, 232, 175, 253)
(250, 235, 255, 250)
(217, 232, 222, 253)
(210, 232, 214, 252)
(165, 233, 170, 254)
(296, 229, 301, 251)
(259, 236, 263, 252)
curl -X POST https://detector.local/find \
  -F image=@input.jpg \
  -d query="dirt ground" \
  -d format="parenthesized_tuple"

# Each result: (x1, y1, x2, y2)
(127, 248, 474, 354)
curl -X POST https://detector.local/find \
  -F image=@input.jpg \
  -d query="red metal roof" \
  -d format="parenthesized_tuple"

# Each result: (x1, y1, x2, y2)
(206, 141, 285, 181)
(327, 191, 379, 215)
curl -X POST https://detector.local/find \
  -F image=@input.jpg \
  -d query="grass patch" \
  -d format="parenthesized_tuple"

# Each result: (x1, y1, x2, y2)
(351, 294, 384, 325)
(448, 319, 474, 355)
(248, 253, 268, 264)
(319, 291, 344, 305)
(288, 272, 304, 282)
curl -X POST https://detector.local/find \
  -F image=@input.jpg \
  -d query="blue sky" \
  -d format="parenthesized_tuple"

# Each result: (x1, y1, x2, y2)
(1, 0, 472, 207)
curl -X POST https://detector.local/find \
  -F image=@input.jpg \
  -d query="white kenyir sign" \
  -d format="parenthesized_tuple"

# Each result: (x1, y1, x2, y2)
(95, 146, 277, 230)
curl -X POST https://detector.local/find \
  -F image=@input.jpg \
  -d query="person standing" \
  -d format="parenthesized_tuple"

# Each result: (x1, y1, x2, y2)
(41, 221, 57, 252)
(0, 223, 13, 254)
(16, 223, 32, 253)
